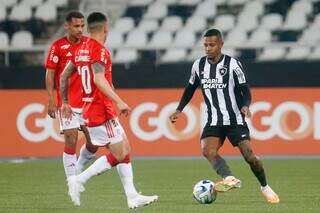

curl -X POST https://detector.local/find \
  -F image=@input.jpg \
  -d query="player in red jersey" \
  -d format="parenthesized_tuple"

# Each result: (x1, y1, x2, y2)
(60, 12, 158, 208)
(45, 11, 97, 178)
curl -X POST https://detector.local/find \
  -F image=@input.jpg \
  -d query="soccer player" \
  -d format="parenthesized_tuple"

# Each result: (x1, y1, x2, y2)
(169, 28, 280, 204)
(60, 12, 158, 208)
(45, 11, 97, 178)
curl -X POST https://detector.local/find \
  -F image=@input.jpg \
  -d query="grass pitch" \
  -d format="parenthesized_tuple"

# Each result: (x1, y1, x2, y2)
(0, 159, 319, 213)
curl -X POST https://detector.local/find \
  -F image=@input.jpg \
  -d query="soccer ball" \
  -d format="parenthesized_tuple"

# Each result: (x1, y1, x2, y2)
(192, 180, 217, 204)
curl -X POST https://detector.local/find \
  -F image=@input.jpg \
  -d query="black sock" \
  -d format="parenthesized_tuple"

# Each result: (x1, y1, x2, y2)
(250, 161, 267, 187)
(212, 155, 232, 178)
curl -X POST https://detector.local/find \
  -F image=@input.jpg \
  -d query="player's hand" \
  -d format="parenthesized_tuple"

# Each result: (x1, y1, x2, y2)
(241, 106, 251, 118)
(117, 101, 131, 117)
(61, 103, 72, 119)
(47, 100, 57, 118)
(169, 110, 181, 123)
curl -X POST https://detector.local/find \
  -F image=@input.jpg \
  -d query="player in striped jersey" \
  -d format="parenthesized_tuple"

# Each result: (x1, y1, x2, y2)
(170, 28, 279, 203)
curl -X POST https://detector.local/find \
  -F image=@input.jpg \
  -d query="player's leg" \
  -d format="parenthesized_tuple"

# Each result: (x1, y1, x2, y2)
(76, 125, 98, 173)
(237, 140, 279, 203)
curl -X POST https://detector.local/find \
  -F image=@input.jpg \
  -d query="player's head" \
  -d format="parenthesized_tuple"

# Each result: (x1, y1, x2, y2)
(203, 28, 224, 59)
(87, 12, 108, 42)
(64, 11, 85, 41)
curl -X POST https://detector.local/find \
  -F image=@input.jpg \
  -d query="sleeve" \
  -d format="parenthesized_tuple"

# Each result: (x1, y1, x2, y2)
(91, 44, 107, 66)
(176, 60, 200, 111)
(45, 42, 59, 69)
(233, 60, 251, 106)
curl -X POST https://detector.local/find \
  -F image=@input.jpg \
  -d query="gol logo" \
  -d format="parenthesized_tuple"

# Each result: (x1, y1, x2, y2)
(17, 103, 63, 142)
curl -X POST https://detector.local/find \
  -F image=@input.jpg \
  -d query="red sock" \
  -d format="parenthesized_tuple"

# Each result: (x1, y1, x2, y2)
(64, 146, 76, 155)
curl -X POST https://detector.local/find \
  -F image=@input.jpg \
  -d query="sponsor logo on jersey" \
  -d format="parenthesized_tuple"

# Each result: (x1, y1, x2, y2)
(201, 78, 227, 89)
(75, 55, 90, 62)
(66, 52, 72, 57)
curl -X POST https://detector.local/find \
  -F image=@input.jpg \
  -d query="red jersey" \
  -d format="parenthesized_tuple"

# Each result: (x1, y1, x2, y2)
(45, 36, 86, 108)
(73, 37, 116, 127)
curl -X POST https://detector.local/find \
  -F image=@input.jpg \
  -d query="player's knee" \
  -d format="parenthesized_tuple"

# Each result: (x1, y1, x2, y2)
(113, 150, 129, 162)
(202, 147, 218, 160)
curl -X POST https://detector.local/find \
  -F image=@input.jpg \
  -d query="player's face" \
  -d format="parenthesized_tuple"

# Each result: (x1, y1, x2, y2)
(65, 18, 85, 40)
(203, 36, 223, 59)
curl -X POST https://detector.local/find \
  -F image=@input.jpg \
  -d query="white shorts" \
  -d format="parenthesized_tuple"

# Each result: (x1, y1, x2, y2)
(87, 118, 125, 146)
(58, 108, 84, 131)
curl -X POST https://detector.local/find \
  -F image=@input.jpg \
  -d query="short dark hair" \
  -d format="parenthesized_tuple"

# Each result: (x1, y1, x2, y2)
(87, 12, 107, 25)
(203, 28, 222, 39)
(65, 11, 84, 22)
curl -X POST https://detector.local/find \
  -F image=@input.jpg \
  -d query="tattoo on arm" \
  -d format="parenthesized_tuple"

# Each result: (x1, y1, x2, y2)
(60, 61, 75, 103)
(92, 62, 105, 74)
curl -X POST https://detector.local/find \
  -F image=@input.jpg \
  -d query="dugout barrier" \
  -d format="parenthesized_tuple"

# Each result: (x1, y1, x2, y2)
(0, 89, 319, 157)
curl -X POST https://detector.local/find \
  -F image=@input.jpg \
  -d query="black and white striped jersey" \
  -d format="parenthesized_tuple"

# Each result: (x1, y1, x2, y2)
(178, 54, 251, 126)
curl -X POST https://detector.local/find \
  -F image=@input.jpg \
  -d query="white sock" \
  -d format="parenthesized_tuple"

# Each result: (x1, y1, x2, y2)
(76, 144, 96, 173)
(63, 152, 77, 177)
(261, 185, 270, 191)
(117, 163, 139, 199)
(77, 155, 111, 184)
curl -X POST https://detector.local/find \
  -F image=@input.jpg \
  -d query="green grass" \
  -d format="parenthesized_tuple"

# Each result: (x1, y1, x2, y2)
(0, 159, 319, 213)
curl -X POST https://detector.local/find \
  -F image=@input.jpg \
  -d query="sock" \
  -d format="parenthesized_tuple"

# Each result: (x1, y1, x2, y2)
(211, 155, 232, 178)
(250, 164, 267, 187)
(117, 160, 139, 199)
(77, 155, 111, 184)
(76, 144, 96, 173)
(63, 147, 77, 177)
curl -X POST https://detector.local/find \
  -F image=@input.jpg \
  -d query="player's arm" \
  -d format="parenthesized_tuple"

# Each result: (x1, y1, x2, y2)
(233, 61, 252, 118)
(59, 61, 76, 118)
(91, 62, 130, 116)
(170, 62, 200, 123)
(45, 68, 57, 118)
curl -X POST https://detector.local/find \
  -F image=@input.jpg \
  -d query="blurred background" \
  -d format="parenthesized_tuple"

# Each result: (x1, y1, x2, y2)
(0, 0, 320, 158)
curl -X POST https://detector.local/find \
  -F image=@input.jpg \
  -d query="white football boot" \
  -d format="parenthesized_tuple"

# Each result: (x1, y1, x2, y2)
(261, 185, 280, 204)
(67, 176, 85, 206)
(127, 194, 159, 209)
(215, 176, 241, 192)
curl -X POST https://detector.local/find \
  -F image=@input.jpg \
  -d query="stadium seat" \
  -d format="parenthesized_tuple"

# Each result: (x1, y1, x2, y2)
(148, 31, 173, 49)
(291, 0, 313, 15)
(282, 11, 307, 30)
(259, 13, 283, 30)
(129, 0, 153, 7)
(160, 16, 183, 32)
(179, 0, 202, 6)
(144, 3, 168, 19)
(225, 29, 248, 46)
(20, 0, 43, 8)
(106, 31, 124, 49)
(248, 29, 272, 44)
(9, 4, 32, 22)
(193, 0, 217, 18)
(242, 0, 264, 17)
(298, 28, 320, 45)
(222, 47, 238, 58)
(35, 3, 57, 22)
(47, 0, 68, 8)
(228, 0, 250, 6)
(236, 12, 258, 32)
(183, 15, 207, 32)
(213, 14, 235, 33)
(156, 0, 178, 5)
(113, 49, 138, 63)
(137, 19, 159, 32)
(113, 17, 135, 33)
(11, 31, 33, 48)
(258, 46, 286, 61)
(124, 30, 147, 48)
(161, 48, 187, 63)
(0, 31, 9, 48)
(187, 48, 205, 61)
(285, 46, 310, 60)
(172, 30, 196, 48)
(309, 46, 320, 60)
(0, 4, 6, 22)
(0, 0, 17, 8)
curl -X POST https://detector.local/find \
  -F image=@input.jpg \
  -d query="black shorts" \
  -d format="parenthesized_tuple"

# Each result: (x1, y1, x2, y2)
(200, 125, 250, 147)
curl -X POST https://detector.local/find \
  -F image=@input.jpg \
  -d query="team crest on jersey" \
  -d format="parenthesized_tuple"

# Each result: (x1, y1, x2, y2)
(218, 65, 228, 76)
